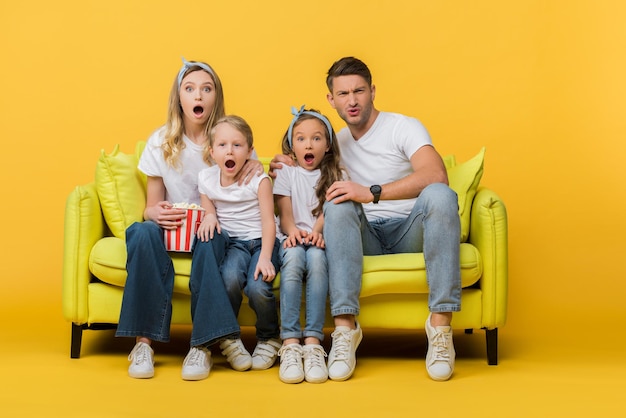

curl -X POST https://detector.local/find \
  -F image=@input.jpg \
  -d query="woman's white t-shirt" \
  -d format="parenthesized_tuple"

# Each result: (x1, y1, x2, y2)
(337, 112, 432, 220)
(198, 165, 271, 241)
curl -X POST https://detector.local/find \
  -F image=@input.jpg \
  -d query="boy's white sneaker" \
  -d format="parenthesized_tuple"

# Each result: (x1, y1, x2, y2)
(425, 313, 455, 381)
(328, 323, 362, 381)
(303, 344, 328, 383)
(278, 343, 304, 384)
(128, 342, 154, 379)
(252, 338, 282, 370)
(219, 338, 252, 371)
(181, 346, 212, 381)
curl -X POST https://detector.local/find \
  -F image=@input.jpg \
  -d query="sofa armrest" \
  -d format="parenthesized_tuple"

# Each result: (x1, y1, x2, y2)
(468, 186, 508, 328)
(62, 182, 106, 324)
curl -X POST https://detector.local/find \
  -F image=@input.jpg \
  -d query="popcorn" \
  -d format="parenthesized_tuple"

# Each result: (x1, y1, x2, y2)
(164, 203, 205, 252)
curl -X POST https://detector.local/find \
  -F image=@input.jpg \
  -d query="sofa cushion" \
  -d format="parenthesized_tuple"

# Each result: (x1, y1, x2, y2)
(446, 147, 485, 242)
(95, 144, 147, 239)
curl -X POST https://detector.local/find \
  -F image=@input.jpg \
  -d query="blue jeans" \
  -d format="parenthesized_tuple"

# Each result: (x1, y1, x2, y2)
(323, 183, 461, 317)
(116, 221, 240, 347)
(220, 233, 281, 341)
(279, 243, 328, 341)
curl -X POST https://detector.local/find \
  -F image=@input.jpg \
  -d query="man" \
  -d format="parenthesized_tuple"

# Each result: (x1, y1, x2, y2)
(273, 57, 461, 381)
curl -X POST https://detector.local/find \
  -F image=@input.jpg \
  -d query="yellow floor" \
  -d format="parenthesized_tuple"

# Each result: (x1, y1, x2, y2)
(1, 297, 624, 418)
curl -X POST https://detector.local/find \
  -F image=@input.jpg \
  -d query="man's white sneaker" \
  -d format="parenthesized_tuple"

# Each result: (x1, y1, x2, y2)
(128, 342, 154, 379)
(425, 313, 455, 381)
(303, 344, 328, 383)
(251, 338, 282, 370)
(328, 323, 362, 381)
(278, 343, 304, 384)
(219, 338, 252, 371)
(181, 346, 212, 381)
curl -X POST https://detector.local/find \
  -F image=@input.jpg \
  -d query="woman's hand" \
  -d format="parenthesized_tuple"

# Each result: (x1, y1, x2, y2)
(145, 201, 186, 230)
(236, 159, 265, 185)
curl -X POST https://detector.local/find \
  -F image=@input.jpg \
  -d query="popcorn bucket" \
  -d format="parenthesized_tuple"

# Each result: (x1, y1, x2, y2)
(164, 208, 205, 252)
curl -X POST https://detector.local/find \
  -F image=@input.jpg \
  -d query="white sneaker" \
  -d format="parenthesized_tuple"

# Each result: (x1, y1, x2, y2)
(278, 343, 304, 384)
(425, 313, 455, 381)
(128, 342, 154, 379)
(328, 323, 362, 381)
(251, 338, 282, 370)
(219, 338, 252, 371)
(303, 344, 328, 383)
(181, 346, 212, 381)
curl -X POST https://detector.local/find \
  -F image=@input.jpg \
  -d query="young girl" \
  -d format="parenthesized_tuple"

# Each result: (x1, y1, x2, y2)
(194, 115, 282, 371)
(116, 59, 262, 381)
(273, 106, 344, 383)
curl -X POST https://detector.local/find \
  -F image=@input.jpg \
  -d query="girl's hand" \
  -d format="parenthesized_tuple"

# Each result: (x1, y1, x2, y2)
(254, 257, 276, 282)
(146, 201, 186, 230)
(283, 229, 308, 248)
(306, 231, 325, 248)
(196, 213, 220, 241)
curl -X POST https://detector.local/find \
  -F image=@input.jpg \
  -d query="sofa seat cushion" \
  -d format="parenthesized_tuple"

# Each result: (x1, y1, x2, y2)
(89, 237, 482, 297)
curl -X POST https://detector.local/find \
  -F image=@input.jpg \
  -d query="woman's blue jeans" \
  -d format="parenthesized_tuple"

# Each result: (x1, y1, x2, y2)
(116, 221, 240, 347)
(323, 183, 462, 317)
(220, 233, 281, 341)
(278, 243, 328, 341)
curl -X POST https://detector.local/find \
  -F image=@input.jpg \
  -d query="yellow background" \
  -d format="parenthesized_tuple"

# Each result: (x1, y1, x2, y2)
(1, 1, 625, 416)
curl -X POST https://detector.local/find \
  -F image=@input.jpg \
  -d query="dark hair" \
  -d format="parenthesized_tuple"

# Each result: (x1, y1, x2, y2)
(326, 56, 372, 92)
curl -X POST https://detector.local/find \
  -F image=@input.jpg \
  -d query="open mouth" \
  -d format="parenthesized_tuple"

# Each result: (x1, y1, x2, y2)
(304, 153, 315, 163)
(225, 159, 236, 169)
(193, 106, 204, 116)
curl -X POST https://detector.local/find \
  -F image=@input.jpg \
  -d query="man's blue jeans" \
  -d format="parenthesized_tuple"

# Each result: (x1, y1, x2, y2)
(278, 243, 328, 341)
(323, 183, 462, 318)
(220, 233, 281, 341)
(116, 221, 240, 347)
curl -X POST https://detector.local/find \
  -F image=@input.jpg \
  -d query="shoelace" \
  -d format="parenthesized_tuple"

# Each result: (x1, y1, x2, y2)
(431, 330, 452, 361)
(128, 343, 151, 364)
(303, 346, 327, 370)
(278, 345, 303, 368)
(184, 347, 206, 367)
(330, 330, 352, 360)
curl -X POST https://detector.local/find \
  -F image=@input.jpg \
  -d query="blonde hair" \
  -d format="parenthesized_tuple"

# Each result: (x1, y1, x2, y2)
(205, 115, 254, 163)
(161, 61, 225, 168)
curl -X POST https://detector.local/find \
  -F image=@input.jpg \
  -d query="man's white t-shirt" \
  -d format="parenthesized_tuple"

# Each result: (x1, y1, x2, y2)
(337, 111, 432, 220)
(138, 127, 209, 205)
(198, 164, 271, 241)
(273, 164, 320, 235)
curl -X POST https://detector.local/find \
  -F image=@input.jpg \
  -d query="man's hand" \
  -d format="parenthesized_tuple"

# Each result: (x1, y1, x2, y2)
(325, 180, 373, 204)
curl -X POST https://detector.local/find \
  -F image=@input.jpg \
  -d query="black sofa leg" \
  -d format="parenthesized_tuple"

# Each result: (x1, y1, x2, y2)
(485, 328, 498, 365)
(71, 323, 84, 359)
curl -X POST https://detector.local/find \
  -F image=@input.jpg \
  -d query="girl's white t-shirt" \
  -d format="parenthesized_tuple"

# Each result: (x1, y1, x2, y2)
(138, 127, 208, 205)
(337, 111, 432, 220)
(198, 164, 271, 241)
(273, 164, 321, 235)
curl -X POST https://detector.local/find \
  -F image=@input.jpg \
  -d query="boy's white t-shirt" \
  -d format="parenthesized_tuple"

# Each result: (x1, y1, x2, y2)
(272, 164, 321, 235)
(138, 127, 208, 205)
(198, 164, 271, 241)
(337, 111, 432, 220)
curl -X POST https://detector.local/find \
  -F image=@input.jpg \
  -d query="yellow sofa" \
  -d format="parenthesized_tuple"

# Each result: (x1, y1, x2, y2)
(62, 142, 508, 364)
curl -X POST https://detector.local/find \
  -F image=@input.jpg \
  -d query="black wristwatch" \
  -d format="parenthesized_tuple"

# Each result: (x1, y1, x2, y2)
(370, 185, 382, 204)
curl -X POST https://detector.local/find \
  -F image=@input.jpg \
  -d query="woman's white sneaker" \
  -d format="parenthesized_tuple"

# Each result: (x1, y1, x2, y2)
(128, 342, 154, 379)
(181, 346, 212, 381)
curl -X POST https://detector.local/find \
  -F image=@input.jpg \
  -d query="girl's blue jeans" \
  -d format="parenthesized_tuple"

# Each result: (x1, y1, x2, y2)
(323, 183, 462, 317)
(278, 243, 328, 342)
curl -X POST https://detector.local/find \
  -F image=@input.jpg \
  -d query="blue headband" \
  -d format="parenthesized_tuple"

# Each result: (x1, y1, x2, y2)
(287, 105, 333, 149)
(177, 57, 215, 88)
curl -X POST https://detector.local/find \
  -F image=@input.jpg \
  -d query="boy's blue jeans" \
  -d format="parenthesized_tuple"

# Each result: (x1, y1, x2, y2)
(278, 243, 328, 342)
(323, 183, 462, 318)
(219, 232, 281, 341)
(116, 221, 240, 347)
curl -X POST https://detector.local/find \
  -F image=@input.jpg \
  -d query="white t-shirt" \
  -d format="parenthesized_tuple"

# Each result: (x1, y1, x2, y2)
(337, 111, 432, 220)
(138, 127, 209, 205)
(198, 165, 271, 241)
(273, 164, 320, 235)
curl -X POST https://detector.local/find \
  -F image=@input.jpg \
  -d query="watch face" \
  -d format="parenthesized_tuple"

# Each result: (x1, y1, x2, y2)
(371, 185, 382, 194)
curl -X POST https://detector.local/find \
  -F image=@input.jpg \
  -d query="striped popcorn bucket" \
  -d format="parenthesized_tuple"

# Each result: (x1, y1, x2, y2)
(163, 208, 205, 252)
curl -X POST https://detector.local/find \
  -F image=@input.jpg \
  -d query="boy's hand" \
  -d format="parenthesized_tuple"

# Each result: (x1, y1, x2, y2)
(254, 257, 276, 282)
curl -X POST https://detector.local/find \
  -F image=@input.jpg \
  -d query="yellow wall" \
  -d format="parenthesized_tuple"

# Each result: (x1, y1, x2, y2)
(1, 1, 625, 335)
